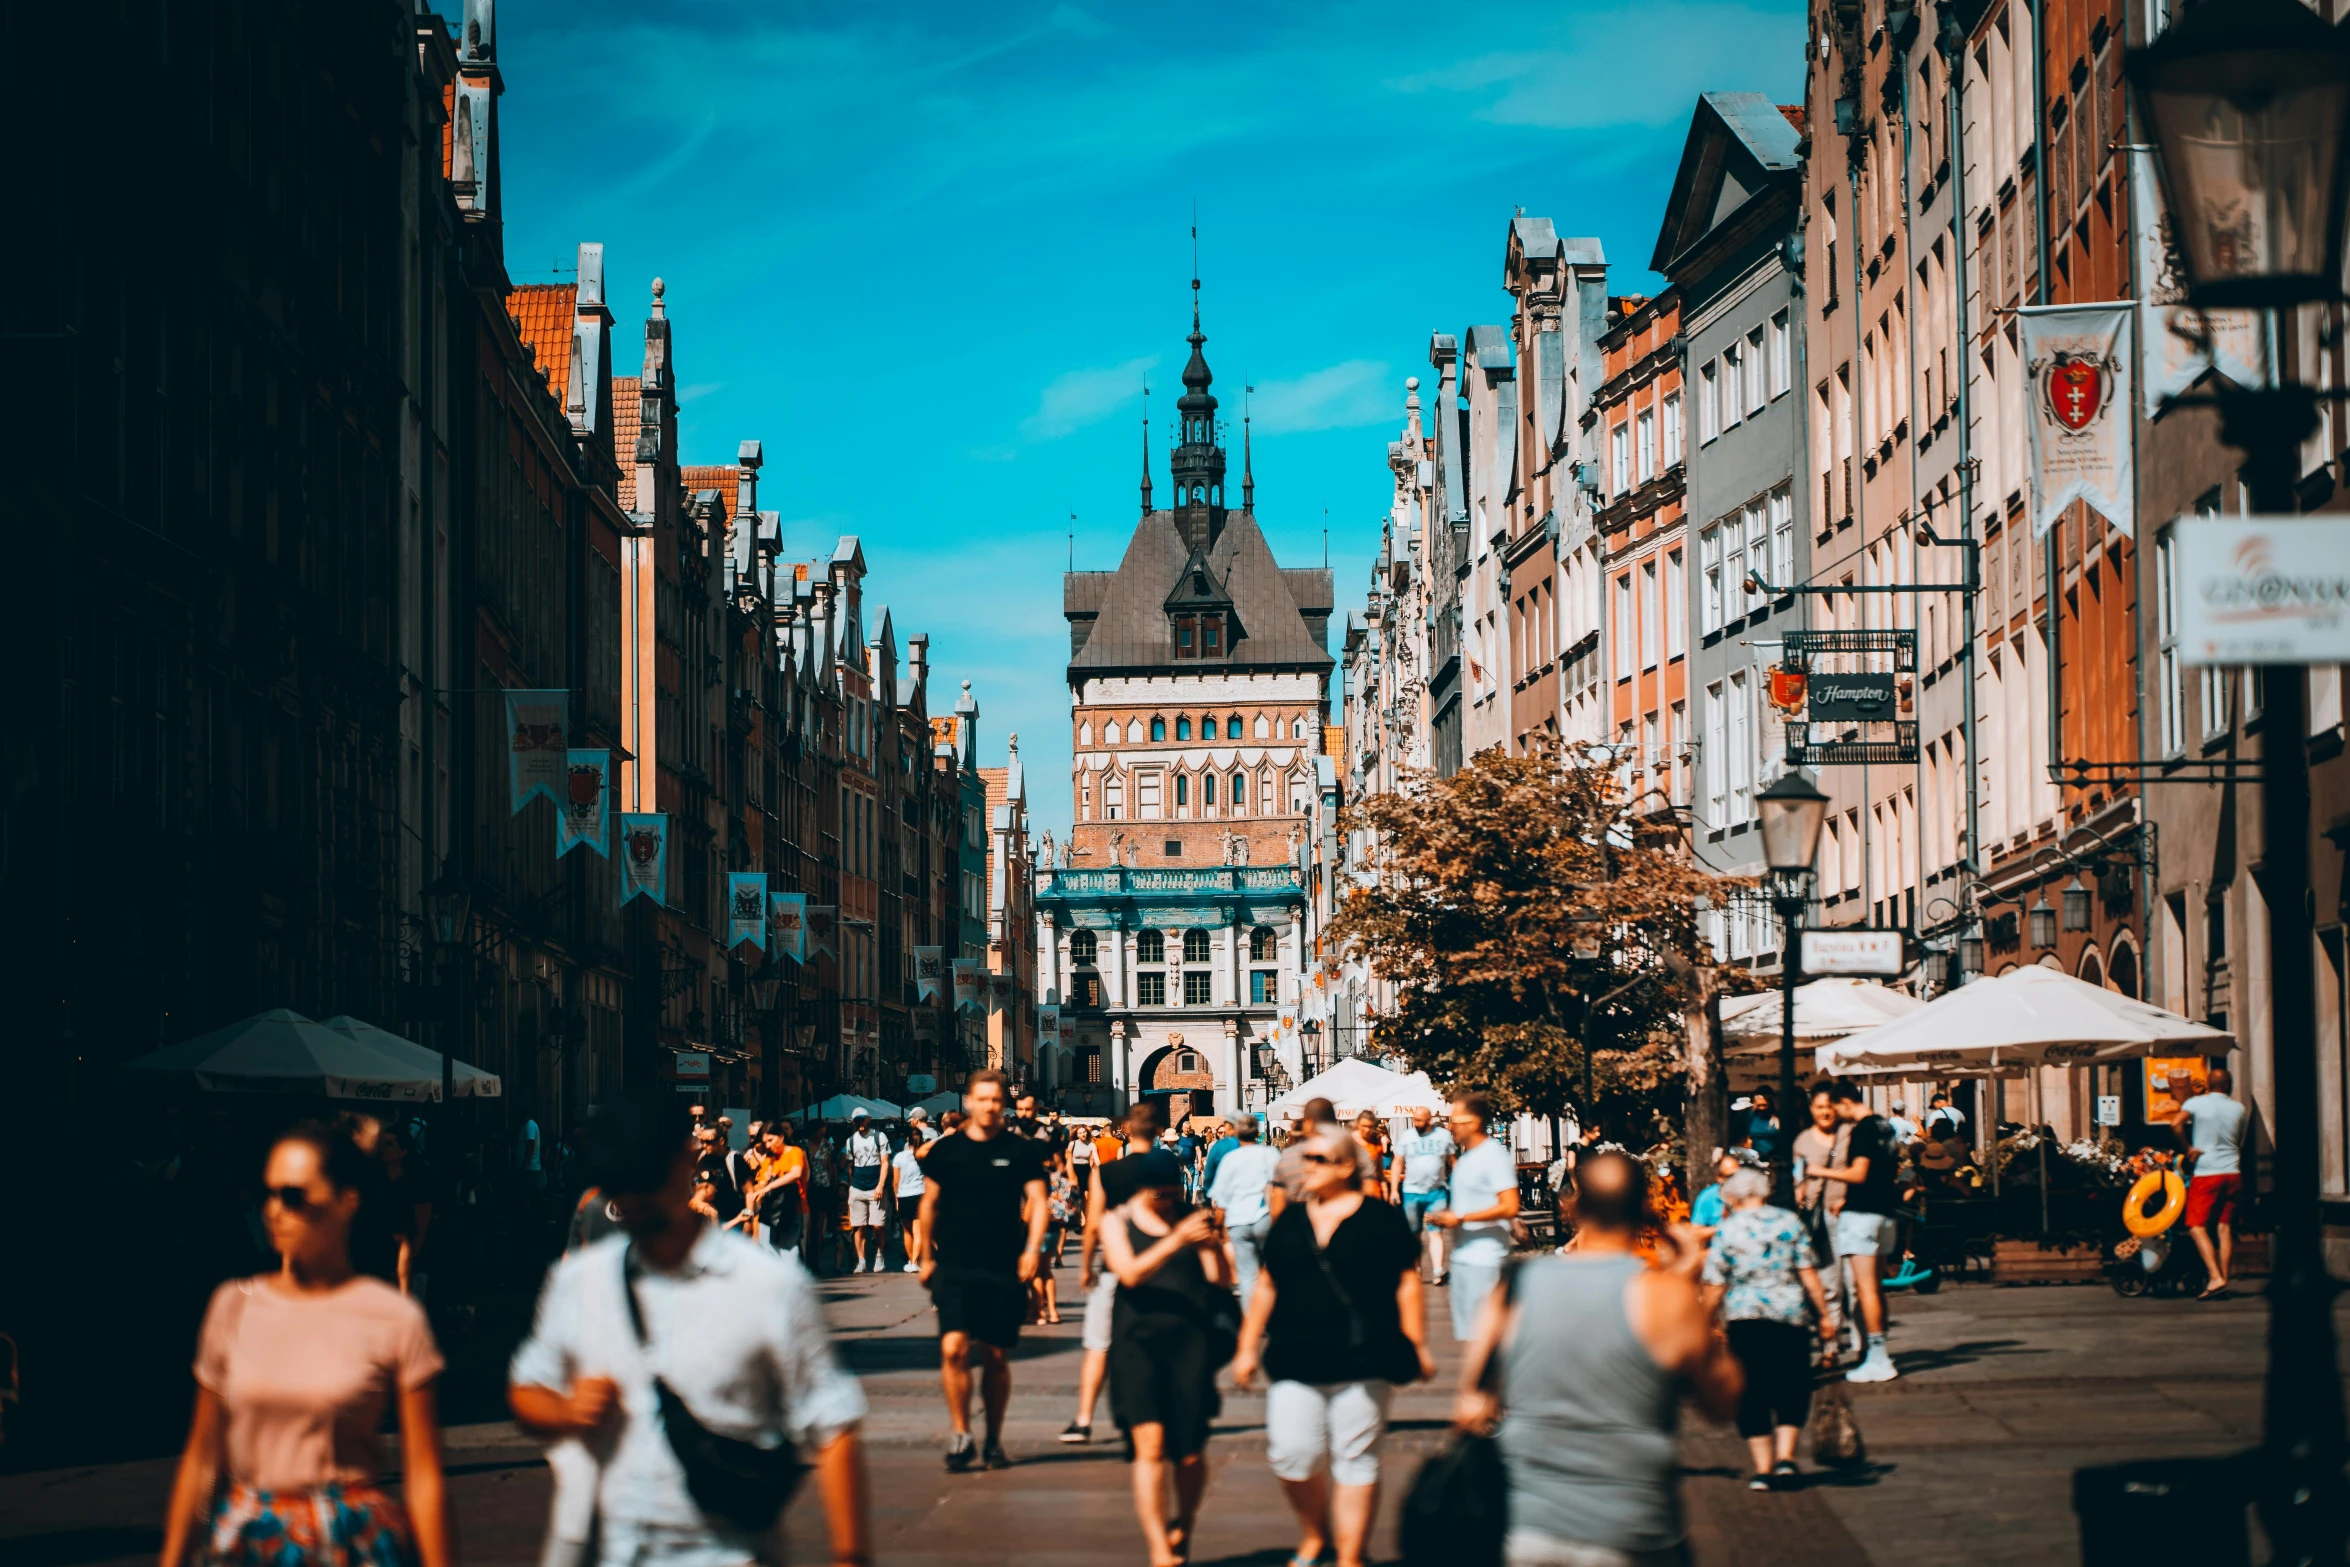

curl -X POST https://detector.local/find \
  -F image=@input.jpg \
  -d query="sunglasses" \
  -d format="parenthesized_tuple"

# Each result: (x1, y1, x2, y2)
(265, 1185, 327, 1213)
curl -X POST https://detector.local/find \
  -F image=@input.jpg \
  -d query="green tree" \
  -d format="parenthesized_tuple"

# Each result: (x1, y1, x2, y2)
(1327, 745, 1751, 1150)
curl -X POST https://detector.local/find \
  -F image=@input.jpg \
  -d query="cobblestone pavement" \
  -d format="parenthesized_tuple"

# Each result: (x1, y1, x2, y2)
(2, 1265, 2337, 1567)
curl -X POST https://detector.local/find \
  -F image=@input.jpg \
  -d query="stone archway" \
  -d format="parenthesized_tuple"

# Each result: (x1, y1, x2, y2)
(1138, 1039, 1219, 1127)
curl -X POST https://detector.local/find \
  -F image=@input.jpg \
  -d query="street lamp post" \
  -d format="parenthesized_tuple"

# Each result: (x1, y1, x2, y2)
(2128, 5, 2350, 1560)
(1756, 769, 1829, 1212)
(424, 877, 473, 1116)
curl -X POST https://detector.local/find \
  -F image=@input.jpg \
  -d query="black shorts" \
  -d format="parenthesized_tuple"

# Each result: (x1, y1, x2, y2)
(930, 1266, 1026, 1350)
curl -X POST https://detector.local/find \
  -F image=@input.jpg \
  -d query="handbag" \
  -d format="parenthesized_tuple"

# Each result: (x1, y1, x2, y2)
(622, 1250, 806, 1534)
(1401, 1431, 1508, 1567)
(1807, 1383, 1867, 1467)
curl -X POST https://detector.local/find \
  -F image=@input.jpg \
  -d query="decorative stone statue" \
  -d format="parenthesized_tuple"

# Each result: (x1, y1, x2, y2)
(1125, 839, 1140, 867)
(1058, 836, 1074, 868)
(1037, 829, 1056, 869)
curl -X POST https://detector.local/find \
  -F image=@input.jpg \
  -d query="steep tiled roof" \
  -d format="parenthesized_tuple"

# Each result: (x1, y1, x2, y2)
(507, 284, 576, 404)
(1779, 105, 1806, 134)
(1067, 508, 1335, 675)
(980, 767, 1008, 813)
(680, 464, 737, 526)
(613, 375, 642, 510)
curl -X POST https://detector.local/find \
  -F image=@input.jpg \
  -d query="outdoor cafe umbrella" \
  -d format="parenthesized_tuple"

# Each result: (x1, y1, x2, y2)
(116, 1008, 502, 1101)
(319, 1016, 503, 1099)
(1265, 1056, 1448, 1121)
(1816, 964, 2233, 1078)
(908, 1089, 962, 1117)
(1720, 977, 1924, 1054)
(784, 1093, 905, 1123)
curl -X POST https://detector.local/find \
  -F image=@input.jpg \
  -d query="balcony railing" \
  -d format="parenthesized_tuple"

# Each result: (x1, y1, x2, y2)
(1040, 865, 1304, 901)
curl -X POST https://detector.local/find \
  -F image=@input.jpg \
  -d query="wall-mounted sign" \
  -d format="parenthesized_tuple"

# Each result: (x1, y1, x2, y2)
(673, 1051, 712, 1082)
(2174, 518, 2350, 665)
(1800, 928, 1905, 977)
(1806, 672, 1900, 723)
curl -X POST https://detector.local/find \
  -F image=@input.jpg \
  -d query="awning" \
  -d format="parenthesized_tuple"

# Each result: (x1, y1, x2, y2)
(1817, 965, 2234, 1077)
(116, 1009, 502, 1101)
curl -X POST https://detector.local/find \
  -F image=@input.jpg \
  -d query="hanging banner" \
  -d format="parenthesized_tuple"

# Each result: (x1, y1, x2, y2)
(806, 905, 838, 960)
(1271, 1017, 1304, 1090)
(913, 946, 944, 1002)
(2020, 304, 2134, 538)
(726, 871, 768, 953)
(952, 959, 981, 1014)
(986, 972, 1013, 1014)
(556, 749, 609, 856)
(2132, 148, 2266, 418)
(617, 814, 668, 906)
(506, 689, 569, 812)
(1038, 1006, 1060, 1050)
(770, 891, 808, 964)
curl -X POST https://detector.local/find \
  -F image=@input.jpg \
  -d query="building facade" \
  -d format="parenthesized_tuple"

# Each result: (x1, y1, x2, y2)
(1038, 296, 1333, 1121)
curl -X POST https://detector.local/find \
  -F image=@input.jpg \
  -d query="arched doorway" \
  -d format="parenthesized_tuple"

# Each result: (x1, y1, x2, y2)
(1138, 1041, 1218, 1129)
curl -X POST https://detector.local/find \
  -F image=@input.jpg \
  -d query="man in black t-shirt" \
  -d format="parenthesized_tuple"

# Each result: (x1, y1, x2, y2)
(918, 1069, 1048, 1472)
(1812, 1078, 1903, 1383)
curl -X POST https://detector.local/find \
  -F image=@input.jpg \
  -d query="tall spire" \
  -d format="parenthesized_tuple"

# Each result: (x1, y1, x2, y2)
(1169, 273, 1227, 549)
(1139, 385, 1153, 517)
(1242, 383, 1255, 512)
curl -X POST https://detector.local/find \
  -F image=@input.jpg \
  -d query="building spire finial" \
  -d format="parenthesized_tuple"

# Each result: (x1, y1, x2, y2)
(1242, 381, 1255, 512)
(1140, 384, 1154, 518)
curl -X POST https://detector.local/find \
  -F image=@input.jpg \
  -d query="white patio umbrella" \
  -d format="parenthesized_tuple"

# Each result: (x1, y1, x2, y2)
(1720, 978, 1924, 1056)
(908, 1089, 962, 1117)
(1265, 1057, 1448, 1120)
(784, 1093, 905, 1123)
(320, 1016, 503, 1099)
(117, 1008, 501, 1101)
(1816, 964, 2233, 1077)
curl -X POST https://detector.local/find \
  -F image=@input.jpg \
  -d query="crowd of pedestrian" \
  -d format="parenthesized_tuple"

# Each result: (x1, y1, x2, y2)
(160, 1073, 2003, 1567)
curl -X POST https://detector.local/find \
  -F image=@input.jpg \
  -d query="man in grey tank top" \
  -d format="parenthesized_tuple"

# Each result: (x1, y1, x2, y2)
(1456, 1153, 1742, 1567)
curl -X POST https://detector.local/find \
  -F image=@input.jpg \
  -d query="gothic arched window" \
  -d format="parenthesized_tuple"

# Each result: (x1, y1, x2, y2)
(1231, 773, 1246, 807)
(1227, 712, 1244, 737)
(1200, 715, 1218, 741)
(1183, 929, 1210, 963)
(1203, 774, 1217, 806)
(1151, 717, 1167, 742)
(1175, 773, 1190, 806)
(1176, 716, 1192, 741)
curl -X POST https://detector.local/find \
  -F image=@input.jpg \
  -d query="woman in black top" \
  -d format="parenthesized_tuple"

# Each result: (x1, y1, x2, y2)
(1230, 1129, 1434, 1567)
(1100, 1151, 1233, 1567)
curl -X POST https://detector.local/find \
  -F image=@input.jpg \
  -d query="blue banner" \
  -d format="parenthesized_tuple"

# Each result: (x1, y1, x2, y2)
(617, 813, 668, 906)
(557, 749, 609, 857)
(727, 871, 769, 952)
(771, 891, 808, 964)
(506, 689, 568, 813)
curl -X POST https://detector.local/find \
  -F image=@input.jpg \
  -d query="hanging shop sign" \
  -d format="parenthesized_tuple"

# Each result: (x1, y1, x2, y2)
(1766, 667, 1809, 714)
(1781, 630, 1918, 766)
(1805, 672, 1900, 724)
(1799, 928, 1907, 977)
(2174, 518, 2350, 665)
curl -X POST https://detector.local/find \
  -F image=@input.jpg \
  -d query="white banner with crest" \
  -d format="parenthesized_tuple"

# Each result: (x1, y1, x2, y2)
(2020, 304, 2134, 537)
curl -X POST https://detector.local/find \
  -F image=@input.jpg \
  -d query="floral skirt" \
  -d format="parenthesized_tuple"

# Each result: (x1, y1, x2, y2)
(207, 1481, 416, 1567)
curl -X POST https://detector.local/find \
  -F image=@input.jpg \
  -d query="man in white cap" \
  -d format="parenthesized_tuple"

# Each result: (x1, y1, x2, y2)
(1887, 1099, 1920, 1146)
(845, 1107, 891, 1273)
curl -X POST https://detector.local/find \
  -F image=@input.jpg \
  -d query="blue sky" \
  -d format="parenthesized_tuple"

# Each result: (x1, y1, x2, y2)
(475, 0, 1805, 828)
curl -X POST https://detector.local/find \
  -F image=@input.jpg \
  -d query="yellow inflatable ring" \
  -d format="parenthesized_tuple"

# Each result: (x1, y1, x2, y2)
(2124, 1170, 2186, 1237)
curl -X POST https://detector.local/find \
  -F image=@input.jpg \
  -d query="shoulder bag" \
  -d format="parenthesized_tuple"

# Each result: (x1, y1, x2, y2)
(622, 1249, 806, 1534)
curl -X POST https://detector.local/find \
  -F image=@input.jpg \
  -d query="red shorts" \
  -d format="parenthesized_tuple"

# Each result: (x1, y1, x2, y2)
(2185, 1173, 2241, 1228)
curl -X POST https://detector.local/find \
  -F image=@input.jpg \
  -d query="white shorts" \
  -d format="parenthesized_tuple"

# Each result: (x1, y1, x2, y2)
(847, 1186, 888, 1227)
(1833, 1210, 1898, 1259)
(1082, 1275, 1118, 1352)
(1265, 1379, 1393, 1487)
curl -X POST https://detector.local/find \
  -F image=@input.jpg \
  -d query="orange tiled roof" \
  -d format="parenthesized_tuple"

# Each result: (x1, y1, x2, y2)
(441, 83, 455, 181)
(979, 767, 1009, 812)
(506, 284, 576, 405)
(613, 376, 642, 509)
(1323, 725, 1342, 758)
(681, 464, 737, 525)
(1779, 105, 1806, 134)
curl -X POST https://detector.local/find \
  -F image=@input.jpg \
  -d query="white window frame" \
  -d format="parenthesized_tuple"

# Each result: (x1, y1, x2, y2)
(2156, 527, 2185, 756)
(1613, 574, 1635, 680)
(1699, 362, 1720, 443)
(1721, 343, 1744, 430)
(1636, 409, 1656, 484)
(1700, 523, 1723, 634)
(1640, 559, 1660, 670)
(1662, 392, 1683, 467)
(1704, 681, 1727, 822)
(1746, 326, 1767, 414)
(1611, 422, 1631, 494)
(1665, 548, 1686, 659)
(1769, 308, 1792, 397)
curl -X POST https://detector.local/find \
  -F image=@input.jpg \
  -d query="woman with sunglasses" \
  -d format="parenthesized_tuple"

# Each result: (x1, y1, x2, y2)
(160, 1124, 451, 1567)
(1230, 1129, 1434, 1567)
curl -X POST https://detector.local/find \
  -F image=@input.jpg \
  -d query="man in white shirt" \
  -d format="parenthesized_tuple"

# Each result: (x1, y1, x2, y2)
(1206, 1113, 1283, 1306)
(509, 1097, 870, 1567)
(2172, 1064, 2250, 1298)
(891, 1135, 928, 1273)
(1428, 1091, 1520, 1341)
(844, 1109, 891, 1275)
(1391, 1106, 1457, 1283)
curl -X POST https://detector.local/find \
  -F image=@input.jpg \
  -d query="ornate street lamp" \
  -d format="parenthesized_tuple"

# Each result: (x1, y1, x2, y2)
(2061, 875, 2093, 933)
(2108, 10, 2350, 1559)
(425, 876, 472, 948)
(2130, 0, 2350, 310)
(1958, 931, 1986, 981)
(1756, 769, 1829, 1208)
(2028, 895, 2058, 951)
(750, 972, 783, 1014)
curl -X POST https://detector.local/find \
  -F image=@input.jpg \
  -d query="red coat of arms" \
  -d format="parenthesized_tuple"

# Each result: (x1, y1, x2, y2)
(2045, 355, 2105, 431)
(626, 829, 661, 866)
(1767, 667, 1809, 714)
(567, 764, 603, 807)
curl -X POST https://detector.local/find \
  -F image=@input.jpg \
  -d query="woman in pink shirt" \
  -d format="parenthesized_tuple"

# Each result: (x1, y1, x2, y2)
(159, 1124, 452, 1567)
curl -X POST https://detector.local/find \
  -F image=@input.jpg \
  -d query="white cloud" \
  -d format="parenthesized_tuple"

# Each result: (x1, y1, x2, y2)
(1249, 360, 1398, 435)
(676, 382, 724, 404)
(1022, 356, 1155, 440)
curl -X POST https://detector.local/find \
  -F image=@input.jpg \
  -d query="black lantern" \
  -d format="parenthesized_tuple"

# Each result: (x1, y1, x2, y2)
(2127, 0, 2350, 309)
(2061, 875, 2093, 933)
(1959, 930, 1986, 979)
(750, 972, 783, 1013)
(1757, 769, 1831, 879)
(2029, 895, 2059, 951)
(424, 876, 472, 948)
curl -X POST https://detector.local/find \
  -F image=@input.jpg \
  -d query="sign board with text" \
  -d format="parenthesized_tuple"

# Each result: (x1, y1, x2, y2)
(2175, 518, 2350, 664)
(1800, 928, 1906, 977)
(1807, 672, 1900, 723)
(2097, 1095, 2122, 1127)
(673, 1050, 711, 1082)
